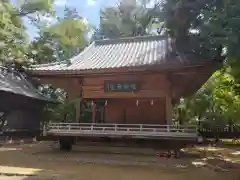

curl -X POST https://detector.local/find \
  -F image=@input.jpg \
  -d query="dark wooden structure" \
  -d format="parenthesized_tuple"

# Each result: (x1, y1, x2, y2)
(29, 36, 220, 152)
(0, 66, 52, 138)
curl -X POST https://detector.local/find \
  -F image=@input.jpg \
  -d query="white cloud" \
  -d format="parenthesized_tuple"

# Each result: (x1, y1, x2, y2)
(41, 16, 54, 22)
(146, 1, 155, 8)
(37, 14, 57, 26)
(54, 0, 67, 6)
(145, 0, 162, 8)
(87, 0, 96, 6)
(82, 18, 89, 25)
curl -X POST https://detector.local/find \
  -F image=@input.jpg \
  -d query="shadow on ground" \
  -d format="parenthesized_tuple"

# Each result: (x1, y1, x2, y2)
(0, 142, 238, 180)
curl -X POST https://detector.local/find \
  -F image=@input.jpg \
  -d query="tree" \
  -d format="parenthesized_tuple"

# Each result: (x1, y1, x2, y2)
(173, 69, 240, 126)
(92, 0, 163, 40)
(0, 0, 54, 65)
(28, 7, 89, 64)
(0, 1, 27, 64)
(26, 7, 90, 122)
(162, 0, 240, 81)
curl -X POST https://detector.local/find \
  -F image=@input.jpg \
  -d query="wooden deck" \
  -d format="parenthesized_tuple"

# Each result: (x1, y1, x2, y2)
(44, 123, 199, 140)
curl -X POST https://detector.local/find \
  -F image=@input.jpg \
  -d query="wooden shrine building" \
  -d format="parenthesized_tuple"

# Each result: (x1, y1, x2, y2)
(30, 36, 219, 125)
(29, 36, 220, 150)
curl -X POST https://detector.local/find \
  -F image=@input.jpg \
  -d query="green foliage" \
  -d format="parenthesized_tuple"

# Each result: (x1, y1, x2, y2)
(162, 0, 240, 80)
(28, 7, 89, 64)
(92, 0, 162, 40)
(174, 69, 240, 126)
(16, 0, 54, 16)
(0, 1, 27, 63)
(28, 31, 58, 64)
(43, 100, 76, 123)
(0, 0, 54, 64)
(162, 0, 240, 126)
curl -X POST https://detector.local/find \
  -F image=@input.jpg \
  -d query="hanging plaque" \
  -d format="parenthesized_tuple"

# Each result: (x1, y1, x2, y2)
(104, 81, 141, 92)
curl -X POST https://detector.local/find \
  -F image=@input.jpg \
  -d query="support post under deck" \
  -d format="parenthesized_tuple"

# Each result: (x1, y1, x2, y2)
(59, 138, 73, 151)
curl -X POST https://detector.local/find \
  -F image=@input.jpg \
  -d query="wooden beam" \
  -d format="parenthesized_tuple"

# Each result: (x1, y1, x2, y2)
(75, 85, 82, 123)
(165, 96, 172, 125)
(92, 101, 96, 123)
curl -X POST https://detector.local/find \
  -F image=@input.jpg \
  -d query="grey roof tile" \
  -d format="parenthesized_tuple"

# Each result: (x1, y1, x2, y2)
(31, 35, 173, 73)
(0, 66, 53, 102)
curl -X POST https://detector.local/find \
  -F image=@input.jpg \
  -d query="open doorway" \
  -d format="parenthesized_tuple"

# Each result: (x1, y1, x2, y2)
(95, 100, 105, 123)
(81, 99, 106, 123)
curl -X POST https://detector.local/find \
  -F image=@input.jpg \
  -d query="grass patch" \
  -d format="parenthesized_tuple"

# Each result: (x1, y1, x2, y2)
(207, 139, 240, 146)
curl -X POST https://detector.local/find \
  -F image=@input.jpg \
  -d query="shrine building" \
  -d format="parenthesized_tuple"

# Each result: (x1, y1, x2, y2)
(29, 35, 219, 126)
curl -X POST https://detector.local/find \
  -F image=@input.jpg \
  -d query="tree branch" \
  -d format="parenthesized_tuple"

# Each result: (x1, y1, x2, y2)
(14, 10, 38, 17)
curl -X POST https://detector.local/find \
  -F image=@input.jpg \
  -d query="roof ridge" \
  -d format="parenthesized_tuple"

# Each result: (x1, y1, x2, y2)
(94, 35, 168, 45)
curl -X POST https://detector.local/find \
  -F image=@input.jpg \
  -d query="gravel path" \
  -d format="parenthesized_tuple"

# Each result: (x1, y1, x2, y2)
(0, 142, 238, 180)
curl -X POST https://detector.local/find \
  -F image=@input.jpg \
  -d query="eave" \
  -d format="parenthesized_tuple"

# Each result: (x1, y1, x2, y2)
(28, 59, 221, 78)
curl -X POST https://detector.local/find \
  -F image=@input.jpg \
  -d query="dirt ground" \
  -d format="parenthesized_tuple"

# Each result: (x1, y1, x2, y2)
(0, 142, 239, 180)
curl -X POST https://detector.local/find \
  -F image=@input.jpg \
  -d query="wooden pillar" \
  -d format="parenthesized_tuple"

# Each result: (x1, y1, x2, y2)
(165, 96, 172, 125)
(75, 85, 82, 123)
(92, 101, 96, 123)
(64, 93, 68, 122)
(75, 101, 80, 123)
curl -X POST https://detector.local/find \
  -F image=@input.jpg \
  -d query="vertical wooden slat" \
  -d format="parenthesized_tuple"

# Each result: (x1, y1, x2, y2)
(75, 83, 82, 123)
(92, 101, 96, 123)
(75, 101, 80, 123)
(165, 96, 172, 125)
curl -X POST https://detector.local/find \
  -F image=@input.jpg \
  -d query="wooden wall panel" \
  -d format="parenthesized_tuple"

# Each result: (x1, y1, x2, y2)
(125, 99, 165, 124)
(104, 100, 121, 123)
(105, 99, 166, 124)
(83, 73, 170, 99)
(105, 100, 124, 124)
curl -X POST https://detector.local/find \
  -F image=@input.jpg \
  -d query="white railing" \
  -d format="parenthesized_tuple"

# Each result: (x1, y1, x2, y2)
(44, 123, 198, 139)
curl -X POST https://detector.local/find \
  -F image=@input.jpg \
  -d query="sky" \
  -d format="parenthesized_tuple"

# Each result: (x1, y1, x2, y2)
(12, 0, 119, 40)
(11, 0, 158, 40)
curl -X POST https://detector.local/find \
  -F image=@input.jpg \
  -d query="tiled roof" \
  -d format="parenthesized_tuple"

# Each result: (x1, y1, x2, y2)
(0, 66, 53, 102)
(31, 36, 175, 74)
